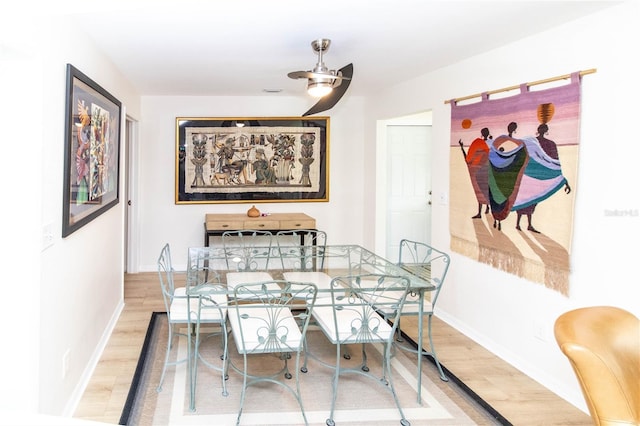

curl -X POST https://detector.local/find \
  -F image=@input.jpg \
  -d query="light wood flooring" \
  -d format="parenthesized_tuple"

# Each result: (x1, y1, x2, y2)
(73, 272, 592, 425)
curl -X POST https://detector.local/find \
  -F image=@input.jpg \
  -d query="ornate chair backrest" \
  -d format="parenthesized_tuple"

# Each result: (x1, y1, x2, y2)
(398, 239, 450, 306)
(157, 243, 176, 312)
(276, 229, 327, 271)
(329, 274, 410, 344)
(221, 230, 273, 271)
(232, 281, 318, 354)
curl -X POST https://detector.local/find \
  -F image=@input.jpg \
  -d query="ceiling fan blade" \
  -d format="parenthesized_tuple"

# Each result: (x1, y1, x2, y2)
(288, 70, 351, 81)
(302, 63, 353, 116)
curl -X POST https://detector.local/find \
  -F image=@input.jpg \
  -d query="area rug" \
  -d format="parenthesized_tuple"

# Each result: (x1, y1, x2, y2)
(120, 313, 509, 425)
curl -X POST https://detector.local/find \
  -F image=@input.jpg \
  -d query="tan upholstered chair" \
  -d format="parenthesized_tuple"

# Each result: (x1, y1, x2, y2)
(554, 306, 640, 426)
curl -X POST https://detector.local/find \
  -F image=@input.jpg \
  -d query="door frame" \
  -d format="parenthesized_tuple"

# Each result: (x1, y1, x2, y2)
(125, 116, 139, 273)
(375, 111, 432, 256)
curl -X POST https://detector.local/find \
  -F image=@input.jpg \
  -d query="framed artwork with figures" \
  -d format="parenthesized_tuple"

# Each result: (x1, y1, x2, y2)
(175, 116, 329, 204)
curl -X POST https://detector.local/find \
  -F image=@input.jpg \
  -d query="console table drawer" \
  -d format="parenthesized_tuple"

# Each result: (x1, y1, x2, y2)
(280, 219, 316, 229)
(243, 220, 280, 230)
(206, 220, 245, 231)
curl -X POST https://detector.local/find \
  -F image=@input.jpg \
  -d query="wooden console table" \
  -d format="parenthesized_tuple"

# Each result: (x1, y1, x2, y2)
(204, 212, 316, 246)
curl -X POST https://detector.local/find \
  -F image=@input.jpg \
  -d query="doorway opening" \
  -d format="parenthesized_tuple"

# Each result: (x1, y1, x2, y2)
(375, 111, 432, 260)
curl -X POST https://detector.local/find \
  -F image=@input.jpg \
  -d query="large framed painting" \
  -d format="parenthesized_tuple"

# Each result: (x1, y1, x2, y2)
(175, 117, 329, 204)
(62, 64, 122, 237)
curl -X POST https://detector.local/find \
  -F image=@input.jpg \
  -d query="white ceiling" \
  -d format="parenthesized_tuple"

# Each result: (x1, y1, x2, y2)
(60, 0, 617, 97)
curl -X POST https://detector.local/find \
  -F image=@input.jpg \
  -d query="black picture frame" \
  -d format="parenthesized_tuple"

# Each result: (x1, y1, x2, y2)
(62, 64, 122, 237)
(175, 116, 329, 204)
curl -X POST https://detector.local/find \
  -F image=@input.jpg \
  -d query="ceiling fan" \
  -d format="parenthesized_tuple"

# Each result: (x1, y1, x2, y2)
(288, 38, 353, 116)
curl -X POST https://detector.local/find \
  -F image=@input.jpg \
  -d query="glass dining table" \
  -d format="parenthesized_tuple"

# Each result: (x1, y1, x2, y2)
(185, 243, 437, 404)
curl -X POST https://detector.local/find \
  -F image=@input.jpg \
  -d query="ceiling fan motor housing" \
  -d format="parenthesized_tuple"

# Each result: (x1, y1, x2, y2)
(288, 38, 353, 112)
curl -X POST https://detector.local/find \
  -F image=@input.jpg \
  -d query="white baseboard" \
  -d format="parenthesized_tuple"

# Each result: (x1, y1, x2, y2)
(63, 301, 125, 417)
(434, 308, 588, 414)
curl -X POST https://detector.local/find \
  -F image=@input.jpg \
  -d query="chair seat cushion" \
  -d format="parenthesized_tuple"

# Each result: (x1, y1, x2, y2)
(283, 271, 333, 298)
(229, 305, 302, 354)
(226, 272, 279, 299)
(168, 293, 227, 323)
(312, 305, 393, 344)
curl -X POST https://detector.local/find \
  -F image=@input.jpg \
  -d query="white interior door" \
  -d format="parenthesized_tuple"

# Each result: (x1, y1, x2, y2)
(386, 125, 432, 260)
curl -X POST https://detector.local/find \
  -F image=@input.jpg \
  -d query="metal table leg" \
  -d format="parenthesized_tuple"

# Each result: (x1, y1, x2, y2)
(417, 292, 424, 403)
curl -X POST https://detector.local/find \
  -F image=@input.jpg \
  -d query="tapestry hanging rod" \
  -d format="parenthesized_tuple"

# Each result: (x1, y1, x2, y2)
(444, 68, 597, 104)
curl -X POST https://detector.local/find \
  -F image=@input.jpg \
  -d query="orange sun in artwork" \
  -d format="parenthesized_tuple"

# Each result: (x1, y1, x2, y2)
(461, 119, 472, 129)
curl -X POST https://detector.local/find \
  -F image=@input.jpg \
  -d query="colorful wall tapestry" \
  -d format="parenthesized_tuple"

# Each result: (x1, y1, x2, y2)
(449, 72, 582, 295)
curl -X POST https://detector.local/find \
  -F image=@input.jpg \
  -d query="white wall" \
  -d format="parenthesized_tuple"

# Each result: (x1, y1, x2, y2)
(0, 18, 44, 417)
(363, 1, 639, 412)
(39, 15, 141, 415)
(136, 95, 366, 271)
(1, 11, 141, 416)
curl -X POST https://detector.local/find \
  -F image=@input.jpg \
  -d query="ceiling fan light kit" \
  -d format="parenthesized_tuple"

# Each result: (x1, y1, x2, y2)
(307, 80, 333, 97)
(288, 38, 353, 115)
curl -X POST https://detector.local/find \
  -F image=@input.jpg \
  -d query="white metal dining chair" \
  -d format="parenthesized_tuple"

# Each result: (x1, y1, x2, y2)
(156, 243, 228, 413)
(186, 248, 230, 410)
(276, 229, 336, 370)
(222, 230, 279, 298)
(228, 280, 318, 426)
(394, 239, 450, 381)
(312, 274, 412, 426)
(156, 243, 191, 393)
(276, 229, 331, 294)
